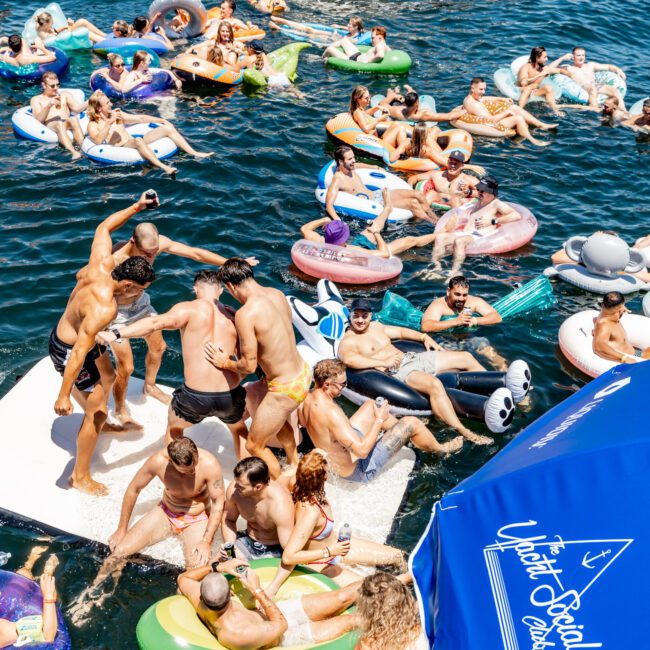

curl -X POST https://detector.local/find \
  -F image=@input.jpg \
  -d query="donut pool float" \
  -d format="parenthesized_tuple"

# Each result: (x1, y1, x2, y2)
(434, 201, 537, 255)
(22, 2, 92, 50)
(136, 558, 356, 650)
(93, 35, 170, 56)
(149, 0, 207, 39)
(291, 239, 403, 284)
(326, 46, 412, 75)
(0, 47, 68, 83)
(171, 53, 243, 86)
(90, 68, 176, 98)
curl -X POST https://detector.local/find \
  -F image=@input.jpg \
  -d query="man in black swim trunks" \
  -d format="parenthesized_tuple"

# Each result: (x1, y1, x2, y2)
(323, 25, 389, 63)
(96, 270, 249, 455)
(50, 192, 157, 496)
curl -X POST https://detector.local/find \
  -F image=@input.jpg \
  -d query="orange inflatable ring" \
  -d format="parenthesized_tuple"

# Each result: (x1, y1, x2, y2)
(204, 9, 266, 39)
(171, 53, 243, 86)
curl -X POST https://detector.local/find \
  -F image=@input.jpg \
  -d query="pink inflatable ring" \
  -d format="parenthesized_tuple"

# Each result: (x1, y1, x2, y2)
(291, 239, 402, 284)
(434, 201, 537, 255)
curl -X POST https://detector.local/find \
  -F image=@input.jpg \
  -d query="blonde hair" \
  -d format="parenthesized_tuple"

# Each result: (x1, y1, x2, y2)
(357, 573, 422, 649)
(87, 90, 107, 122)
(36, 12, 53, 26)
(207, 46, 224, 66)
(107, 53, 124, 68)
(349, 85, 368, 114)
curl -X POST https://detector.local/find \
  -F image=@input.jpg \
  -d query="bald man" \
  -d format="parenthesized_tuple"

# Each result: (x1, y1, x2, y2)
(109, 221, 259, 428)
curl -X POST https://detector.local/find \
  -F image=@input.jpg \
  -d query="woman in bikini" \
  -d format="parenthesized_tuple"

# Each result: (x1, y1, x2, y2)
(34, 10, 106, 45)
(120, 50, 182, 92)
(280, 450, 404, 587)
(349, 85, 409, 162)
(92, 53, 128, 92)
(213, 21, 244, 67)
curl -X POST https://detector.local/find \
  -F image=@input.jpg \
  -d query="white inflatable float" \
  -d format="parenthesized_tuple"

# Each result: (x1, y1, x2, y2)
(148, 0, 207, 39)
(493, 55, 562, 103)
(82, 122, 178, 165)
(0, 356, 413, 564)
(629, 97, 649, 115)
(545, 233, 650, 295)
(12, 89, 88, 143)
(559, 309, 650, 378)
(315, 160, 413, 222)
(23, 2, 92, 50)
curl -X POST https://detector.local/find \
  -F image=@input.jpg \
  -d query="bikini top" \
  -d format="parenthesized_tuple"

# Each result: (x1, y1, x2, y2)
(310, 499, 335, 541)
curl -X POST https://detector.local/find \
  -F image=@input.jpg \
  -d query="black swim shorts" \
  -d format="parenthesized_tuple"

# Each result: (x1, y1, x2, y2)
(349, 52, 361, 61)
(171, 383, 246, 425)
(48, 327, 107, 391)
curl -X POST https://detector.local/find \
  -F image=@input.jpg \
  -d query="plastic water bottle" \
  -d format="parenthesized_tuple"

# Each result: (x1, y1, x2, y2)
(338, 524, 352, 543)
(375, 396, 385, 408)
(0, 552, 11, 567)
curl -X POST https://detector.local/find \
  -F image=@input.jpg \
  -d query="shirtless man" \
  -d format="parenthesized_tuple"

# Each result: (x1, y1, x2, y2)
(301, 359, 463, 483)
(517, 47, 572, 115)
(178, 561, 361, 650)
(69, 437, 225, 624)
(338, 298, 493, 445)
(29, 72, 87, 159)
(566, 47, 626, 109)
(205, 0, 256, 37)
(220, 457, 295, 595)
(408, 150, 479, 209)
(323, 25, 388, 63)
(104, 223, 258, 427)
(429, 176, 520, 277)
(49, 193, 157, 496)
(0, 34, 55, 67)
(302, 188, 436, 256)
(593, 292, 650, 363)
(204, 258, 310, 477)
(326, 146, 436, 223)
(463, 77, 557, 147)
(422, 275, 509, 372)
(86, 90, 212, 176)
(627, 98, 650, 131)
(96, 270, 250, 454)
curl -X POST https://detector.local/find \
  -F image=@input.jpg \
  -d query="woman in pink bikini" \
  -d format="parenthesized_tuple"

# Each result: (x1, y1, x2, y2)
(280, 450, 404, 586)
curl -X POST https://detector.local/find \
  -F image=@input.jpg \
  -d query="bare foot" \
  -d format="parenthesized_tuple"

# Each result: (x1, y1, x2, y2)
(440, 436, 464, 454)
(70, 151, 82, 161)
(144, 383, 172, 405)
(43, 554, 60, 576)
(16, 546, 48, 579)
(104, 412, 143, 432)
(68, 588, 107, 627)
(530, 137, 551, 147)
(69, 476, 108, 496)
(194, 151, 214, 159)
(162, 164, 178, 176)
(464, 432, 494, 446)
(539, 122, 558, 130)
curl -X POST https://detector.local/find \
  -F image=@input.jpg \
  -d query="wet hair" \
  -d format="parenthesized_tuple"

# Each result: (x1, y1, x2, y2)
(36, 12, 53, 26)
(41, 71, 59, 85)
(407, 124, 428, 158)
(200, 573, 231, 610)
(601, 291, 624, 309)
(218, 258, 254, 286)
(112, 20, 129, 37)
(222, 0, 236, 10)
(167, 436, 198, 467)
(448, 275, 470, 290)
(111, 255, 156, 285)
(643, 99, 650, 109)
(357, 572, 422, 649)
(334, 145, 353, 165)
(529, 46, 546, 65)
(234, 457, 270, 486)
(572, 46, 585, 55)
(194, 269, 221, 286)
(132, 15, 149, 33)
(470, 76, 485, 87)
(404, 91, 419, 108)
(292, 451, 328, 504)
(349, 16, 364, 33)
(313, 359, 347, 387)
(349, 85, 369, 113)
(107, 53, 125, 68)
(132, 222, 158, 248)
(87, 90, 107, 121)
(8, 35, 22, 53)
(216, 21, 235, 44)
(371, 26, 387, 39)
(132, 50, 150, 70)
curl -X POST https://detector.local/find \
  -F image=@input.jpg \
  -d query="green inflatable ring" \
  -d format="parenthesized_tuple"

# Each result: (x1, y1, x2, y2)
(326, 46, 412, 75)
(136, 558, 357, 649)
(243, 42, 311, 87)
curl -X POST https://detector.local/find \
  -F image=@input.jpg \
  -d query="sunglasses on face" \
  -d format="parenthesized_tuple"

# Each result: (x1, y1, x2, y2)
(47, 82, 60, 88)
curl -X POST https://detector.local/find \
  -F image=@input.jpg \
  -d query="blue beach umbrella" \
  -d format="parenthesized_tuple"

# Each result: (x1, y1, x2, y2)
(410, 361, 650, 649)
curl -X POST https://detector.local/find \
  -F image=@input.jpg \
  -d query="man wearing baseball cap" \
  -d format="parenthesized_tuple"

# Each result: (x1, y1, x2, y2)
(338, 299, 498, 446)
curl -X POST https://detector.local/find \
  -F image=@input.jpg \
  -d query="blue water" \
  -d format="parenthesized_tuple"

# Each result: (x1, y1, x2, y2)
(0, 0, 648, 646)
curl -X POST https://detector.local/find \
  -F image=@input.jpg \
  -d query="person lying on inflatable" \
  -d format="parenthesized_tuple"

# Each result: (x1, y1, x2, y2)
(428, 176, 520, 278)
(111, 19, 130, 38)
(34, 10, 105, 45)
(239, 39, 290, 86)
(120, 49, 182, 92)
(551, 230, 650, 283)
(270, 15, 364, 44)
(460, 76, 557, 146)
(381, 86, 465, 125)
(323, 25, 388, 64)
(0, 33, 55, 66)
(516, 47, 571, 115)
(593, 292, 650, 364)
(302, 188, 436, 257)
(565, 46, 626, 109)
(338, 298, 495, 445)
(30, 71, 87, 159)
(205, 0, 258, 36)
(132, 14, 174, 50)
(327, 146, 437, 222)
(409, 150, 481, 208)
(300, 359, 464, 483)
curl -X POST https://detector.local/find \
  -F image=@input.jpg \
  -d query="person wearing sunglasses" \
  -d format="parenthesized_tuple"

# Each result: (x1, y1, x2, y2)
(29, 71, 87, 159)
(92, 53, 128, 92)
(299, 355, 463, 483)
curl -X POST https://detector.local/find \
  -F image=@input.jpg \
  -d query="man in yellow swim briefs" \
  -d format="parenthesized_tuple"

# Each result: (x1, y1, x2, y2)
(205, 258, 311, 478)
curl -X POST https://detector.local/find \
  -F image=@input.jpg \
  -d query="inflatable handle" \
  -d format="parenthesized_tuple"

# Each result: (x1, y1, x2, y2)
(564, 236, 587, 263)
(369, 171, 386, 179)
(625, 249, 646, 274)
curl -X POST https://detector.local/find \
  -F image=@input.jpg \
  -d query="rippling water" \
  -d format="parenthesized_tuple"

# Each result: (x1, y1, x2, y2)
(0, 0, 648, 646)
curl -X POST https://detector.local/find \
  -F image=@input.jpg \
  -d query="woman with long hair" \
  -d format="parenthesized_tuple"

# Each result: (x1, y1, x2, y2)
(280, 451, 405, 588)
(214, 21, 244, 65)
(355, 572, 427, 649)
(93, 52, 128, 91)
(349, 85, 409, 162)
(120, 50, 182, 92)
